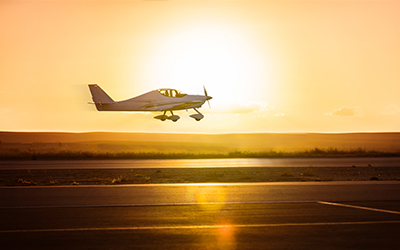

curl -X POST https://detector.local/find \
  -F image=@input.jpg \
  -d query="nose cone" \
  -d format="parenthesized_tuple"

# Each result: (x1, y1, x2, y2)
(206, 96, 212, 101)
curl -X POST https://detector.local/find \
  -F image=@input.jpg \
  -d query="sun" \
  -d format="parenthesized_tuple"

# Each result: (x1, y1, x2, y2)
(144, 21, 270, 106)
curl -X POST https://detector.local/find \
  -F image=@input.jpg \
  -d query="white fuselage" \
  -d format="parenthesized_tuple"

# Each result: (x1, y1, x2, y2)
(95, 90, 208, 112)
(89, 84, 212, 121)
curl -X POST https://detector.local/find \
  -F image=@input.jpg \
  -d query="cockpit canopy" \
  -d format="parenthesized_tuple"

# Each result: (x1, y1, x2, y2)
(157, 89, 187, 98)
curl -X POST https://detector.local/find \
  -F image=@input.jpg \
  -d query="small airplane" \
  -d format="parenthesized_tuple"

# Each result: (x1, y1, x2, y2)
(88, 84, 212, 122)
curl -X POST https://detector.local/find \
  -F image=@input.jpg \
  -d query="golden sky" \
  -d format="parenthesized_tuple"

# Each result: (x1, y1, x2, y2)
(1, 0, 399, 133)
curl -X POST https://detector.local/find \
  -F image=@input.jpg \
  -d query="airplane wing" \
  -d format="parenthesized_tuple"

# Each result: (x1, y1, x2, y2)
(141, 103, 179, 111)
(141, 102, 203, 111)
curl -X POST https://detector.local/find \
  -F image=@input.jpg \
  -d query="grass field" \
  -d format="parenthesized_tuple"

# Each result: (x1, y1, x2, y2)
(1, 147, 399, 160)
(1, 132, 400, 160)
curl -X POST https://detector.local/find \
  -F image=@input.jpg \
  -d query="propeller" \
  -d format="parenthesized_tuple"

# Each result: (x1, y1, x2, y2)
(203, 85, 212, 108)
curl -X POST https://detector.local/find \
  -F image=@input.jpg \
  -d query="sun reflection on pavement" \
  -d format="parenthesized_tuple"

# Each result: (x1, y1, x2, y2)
(183, 185, 238, 248)
(217, 224, 237, 250)
(185, 185, 227, 211)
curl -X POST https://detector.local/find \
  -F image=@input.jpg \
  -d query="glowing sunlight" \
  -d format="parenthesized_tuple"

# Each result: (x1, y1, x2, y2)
(145, 21, 271, 105)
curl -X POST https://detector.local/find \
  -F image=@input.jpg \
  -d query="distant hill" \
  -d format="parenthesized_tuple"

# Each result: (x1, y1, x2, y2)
(1, 131, 400, 152)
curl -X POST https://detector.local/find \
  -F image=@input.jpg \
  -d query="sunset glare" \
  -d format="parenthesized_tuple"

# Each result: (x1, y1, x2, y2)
(1, 0, 400, 133)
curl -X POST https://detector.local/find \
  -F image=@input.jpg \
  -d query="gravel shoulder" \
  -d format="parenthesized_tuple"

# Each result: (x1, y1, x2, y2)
(1, 166, 400, 186)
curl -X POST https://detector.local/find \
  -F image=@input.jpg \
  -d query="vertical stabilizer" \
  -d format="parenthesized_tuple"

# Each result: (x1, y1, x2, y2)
(88, 84, 114, 103)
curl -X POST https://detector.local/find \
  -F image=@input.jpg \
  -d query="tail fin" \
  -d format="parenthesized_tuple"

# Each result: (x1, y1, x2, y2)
(88, 84, 114, 104)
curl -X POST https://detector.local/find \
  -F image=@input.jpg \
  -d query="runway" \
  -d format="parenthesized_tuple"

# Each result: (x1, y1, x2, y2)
(1, 182, 400, 249)
(1, 157, 400, 169)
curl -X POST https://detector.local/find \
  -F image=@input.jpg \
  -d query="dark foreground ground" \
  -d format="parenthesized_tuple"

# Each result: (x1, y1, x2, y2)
(1, 166, 400, 186)
(1, 182, 400, 250)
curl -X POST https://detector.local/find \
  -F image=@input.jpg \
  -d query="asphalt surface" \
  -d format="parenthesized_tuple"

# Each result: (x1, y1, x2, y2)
(1, 182, 400, 249)
(1, 157, 400, 169)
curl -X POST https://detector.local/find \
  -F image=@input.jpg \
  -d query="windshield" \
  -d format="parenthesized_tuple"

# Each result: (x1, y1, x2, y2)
(157, 89, 187, 98)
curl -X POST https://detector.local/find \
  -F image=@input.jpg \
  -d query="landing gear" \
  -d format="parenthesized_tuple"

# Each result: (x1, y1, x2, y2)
(154, 109, 205, 122)
(154, 111, 180, 122)
(167, 111, 180, 122)
(154, 111, 168, 121)
(189, 108, 204, 121)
